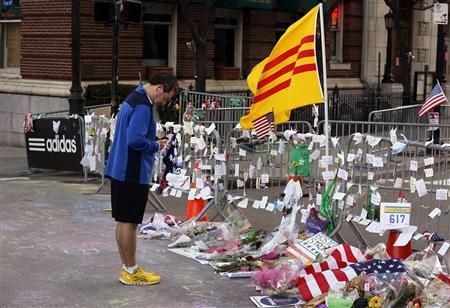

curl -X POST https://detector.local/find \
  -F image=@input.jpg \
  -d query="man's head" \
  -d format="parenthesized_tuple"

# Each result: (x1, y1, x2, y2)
(145, 73, 179, 106)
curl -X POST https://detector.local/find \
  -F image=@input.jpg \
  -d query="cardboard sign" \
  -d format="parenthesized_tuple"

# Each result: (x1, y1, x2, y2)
(380, 202, 411, 228)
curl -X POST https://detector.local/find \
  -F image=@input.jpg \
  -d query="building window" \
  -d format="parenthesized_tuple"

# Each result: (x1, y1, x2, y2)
(215, 17, 237, 67)
(143, 14, 171, 66)
(0, 22, 21, 69)
(141, 3, 177, 71)
(329, 4, 343, 63)
(214, 8, 242, 68)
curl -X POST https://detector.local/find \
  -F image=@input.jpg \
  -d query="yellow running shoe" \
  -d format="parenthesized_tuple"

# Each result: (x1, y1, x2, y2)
(119, 267, 161, 285)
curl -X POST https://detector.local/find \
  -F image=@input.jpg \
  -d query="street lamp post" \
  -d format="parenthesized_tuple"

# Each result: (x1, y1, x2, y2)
(68, 0, 85, 115)
(382, 11, 394, 83)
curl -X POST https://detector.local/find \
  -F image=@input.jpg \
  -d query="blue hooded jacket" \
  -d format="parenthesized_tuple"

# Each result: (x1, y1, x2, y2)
(105, 86, 159, 185)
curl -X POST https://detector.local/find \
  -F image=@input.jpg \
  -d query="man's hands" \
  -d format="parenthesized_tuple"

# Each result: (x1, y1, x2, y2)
(157, 138, 168, 150)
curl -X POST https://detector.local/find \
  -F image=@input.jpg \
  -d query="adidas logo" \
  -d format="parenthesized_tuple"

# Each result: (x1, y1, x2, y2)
(28, 135, 78, 153)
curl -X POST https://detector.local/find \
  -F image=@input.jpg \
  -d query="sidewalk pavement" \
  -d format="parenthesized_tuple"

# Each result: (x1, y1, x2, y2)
(0, 146, 258, 307)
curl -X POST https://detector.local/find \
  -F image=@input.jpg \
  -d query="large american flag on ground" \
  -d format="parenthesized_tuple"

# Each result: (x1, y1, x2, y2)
(296, 244, 405, 301)
(419, 80, 447, 117)
(252, 112, 274, 139)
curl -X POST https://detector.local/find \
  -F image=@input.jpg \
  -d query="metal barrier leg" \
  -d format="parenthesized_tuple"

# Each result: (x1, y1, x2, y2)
(147, 192, 167, 212)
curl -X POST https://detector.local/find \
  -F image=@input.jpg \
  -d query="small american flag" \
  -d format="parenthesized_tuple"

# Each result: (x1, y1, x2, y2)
(252, 112, 274, 139)
(419, 80, 447, 117)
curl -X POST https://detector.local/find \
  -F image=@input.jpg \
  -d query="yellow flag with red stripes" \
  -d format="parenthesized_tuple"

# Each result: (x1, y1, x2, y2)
(240, 4, 323, 129)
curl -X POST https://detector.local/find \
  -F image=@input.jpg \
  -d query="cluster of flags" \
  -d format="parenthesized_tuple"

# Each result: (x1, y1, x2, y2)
(241, 4, 325, 138)
(295, 244, 405, 302)
(240, 2, 447, 138)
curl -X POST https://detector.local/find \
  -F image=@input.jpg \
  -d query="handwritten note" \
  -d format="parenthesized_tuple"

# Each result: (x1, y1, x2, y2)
(436, 188, 448, 200)
(410, 160, 418, 172)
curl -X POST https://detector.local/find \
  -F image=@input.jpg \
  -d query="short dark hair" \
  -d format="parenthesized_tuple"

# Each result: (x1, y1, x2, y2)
(148, 73, 179, 94)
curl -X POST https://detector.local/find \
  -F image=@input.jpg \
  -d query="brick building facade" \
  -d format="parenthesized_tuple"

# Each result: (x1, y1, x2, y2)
(14, 0, 364, 82)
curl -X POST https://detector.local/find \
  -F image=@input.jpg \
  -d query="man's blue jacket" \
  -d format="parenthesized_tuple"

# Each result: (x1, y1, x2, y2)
(105, 86, 159, 185)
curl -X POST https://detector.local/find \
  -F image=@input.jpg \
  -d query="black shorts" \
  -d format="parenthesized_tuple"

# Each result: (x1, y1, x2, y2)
(111, 179, 149, 224)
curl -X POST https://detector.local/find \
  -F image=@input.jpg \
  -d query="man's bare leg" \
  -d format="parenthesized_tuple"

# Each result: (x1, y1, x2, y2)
(116, 222, 138, 267)
(115, 223, 125, 264)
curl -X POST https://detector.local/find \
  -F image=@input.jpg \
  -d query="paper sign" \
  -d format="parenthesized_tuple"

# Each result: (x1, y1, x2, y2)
(234, 164, 239, 177)
(410, 177, 416, 194)
(372, 157, 384, 167)
(266, 203, 275, 212)
(162, 187, 170, 197)
(316, 194, 322, 206)
(413, 233, 423, 240)
(415, 179, 428, 197)
(394, 178, 403, 189)
(214, 163, 226, 177)
(366, 135, 382, 147)
(424, 168, 434, 178)
(252, 200, 260, 209)
(270, 149, 278, 156)
(333, 192, 346, 201)
(176, 189, 183, 198)
(321, 156, 333, 165)
(236, 179, 244, 188)
(170, 188, 177, 196)
(322, 170, 336, 181)
(424, 157, 434, 166)
(429, 207, 441, 219)
(205, 123, 216, 135)
(300, 209, 309, 224)
(347, 153, 356, 162)
(393, 226, 417, 246)
(360, 208, 368, 220)
(352, 215, 361, 223)
(259, 196, 269, 210)
(214, 153, 226, 161)
(249, 165, 256, 178)
(437, 242, 450, 256)
(410, 160, 418, 172)
(195, 178, 204, 189)
(346, 194, 354, 206)
(366, 154, 374, 164)
(359, 219, 372, 226)
(346, 214, 353, 222)
(370, 190, 381, 205)
(188, 188, 197, 200)
(367, 172, 374, 180)
(337, 169, 348, 181)
(150, 183, 159, 192)
(237, 198, 248, 208)
(380, 202, 411, 227)
(239, 148, 247, 157)
(261, 174, 269, 184)
(436, 188, 448, 200)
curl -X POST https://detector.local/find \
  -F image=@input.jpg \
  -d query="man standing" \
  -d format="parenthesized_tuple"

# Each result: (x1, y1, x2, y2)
(105, 73, 178, 285)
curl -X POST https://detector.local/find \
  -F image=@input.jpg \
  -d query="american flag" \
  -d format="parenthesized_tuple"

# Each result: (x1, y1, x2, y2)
(296, 245, 405, 302)
(252, 112, 274, 139)
(419, 80, 447, 117)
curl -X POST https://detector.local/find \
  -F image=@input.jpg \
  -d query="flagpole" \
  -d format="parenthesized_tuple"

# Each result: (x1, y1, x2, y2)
(319, 3, 329, 156)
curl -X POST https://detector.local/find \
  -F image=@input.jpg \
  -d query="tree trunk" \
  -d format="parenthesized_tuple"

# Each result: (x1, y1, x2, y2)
(195, 40, 207, 92)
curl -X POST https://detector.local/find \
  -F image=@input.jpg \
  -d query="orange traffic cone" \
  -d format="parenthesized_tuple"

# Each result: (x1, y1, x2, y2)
(386, 189, 412, 259)
(386, 230, 412, 259)
(185, 162, 208, 221)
